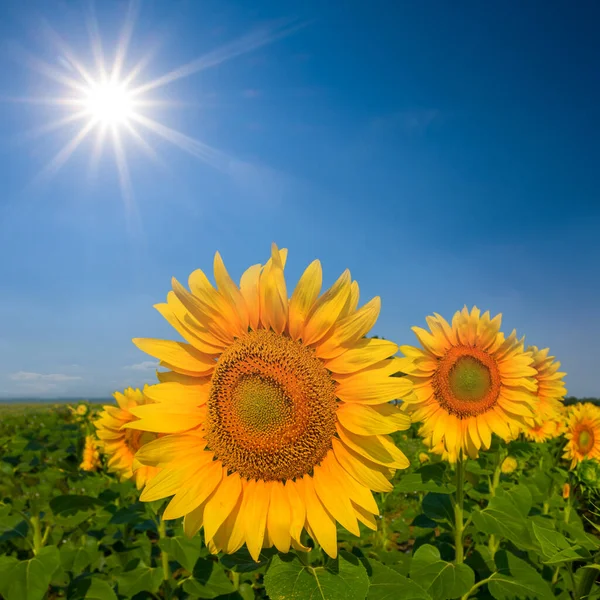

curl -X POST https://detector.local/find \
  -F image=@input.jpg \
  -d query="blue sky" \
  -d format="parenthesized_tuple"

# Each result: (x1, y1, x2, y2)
(0, 0, 598, 399)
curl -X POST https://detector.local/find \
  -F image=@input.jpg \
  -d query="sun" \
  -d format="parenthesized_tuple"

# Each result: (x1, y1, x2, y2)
(12, 5, 300, 209)
(84, 80, 134, 126)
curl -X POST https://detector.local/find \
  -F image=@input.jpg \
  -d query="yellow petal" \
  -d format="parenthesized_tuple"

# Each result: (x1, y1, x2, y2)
(312, 462, 360, 535)
(337, 426, 410, 469)
(259, 244, 288, 335)
(324, 338, 399, 374)
(285, 480, 306, 543)
(325, 453, 379, 514)
(154, 300, 224, 355)
(240, 264, 262, 331)
(214, 252, 249, 331)
(332, 438, 392, 492)
(302, 475, 338, 558)
(132, 338, 216, 375)
(353, 502, 378, 530)
(163, 460, 222, 520)
(243, 480, 270, 561)
(135, 434, 207, 467)
(302, 270, 351, 346)
(336, 376, 412, 405)
(203, 471, 242, 542)
(144, 381, 210, 406)
(124, 404, 205, 433)
(211, 493, 244, 553)
(316, 297, 381, 359)
(288, 259, 322, 341)
(266, 481, 292, 553)
(183, 501, 207, 537)
(336, 402, 411, 435)
(339, 280, 360, 319)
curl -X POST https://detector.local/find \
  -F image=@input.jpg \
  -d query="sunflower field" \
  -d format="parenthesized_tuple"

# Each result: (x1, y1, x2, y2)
(1, 244, 600, 600)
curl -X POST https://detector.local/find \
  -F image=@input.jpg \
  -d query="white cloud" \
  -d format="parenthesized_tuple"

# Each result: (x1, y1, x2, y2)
(124, 361, 159, 371)
(9, 371, 83, 382)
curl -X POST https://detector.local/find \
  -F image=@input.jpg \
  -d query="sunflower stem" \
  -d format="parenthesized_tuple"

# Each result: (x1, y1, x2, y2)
(158, 517, 171, 582)
(30, 515, 43, 555)
(453, 457, 465, 564)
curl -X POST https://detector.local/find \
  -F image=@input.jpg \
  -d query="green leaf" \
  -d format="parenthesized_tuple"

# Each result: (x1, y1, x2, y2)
(159, 535, 202, 572)
(115, 561, 163, 596)
(60, 537, 101, 574)
(366, 560, 431, 599)
(108, 502, 146, 525)
(0, 546, 60, 600)
(395, 464, 456, 494)
(220, 547, 278, 572)
(49, 494, 104, 516)
(182, 558, 236, 599)
(409, 544, 474, 600)
(501, 485, 532, 518)
(532, 522, 584, 564)
(471, 494, 532, 549)
(68, 577, 118, 600)
(422, 493, 454, 523)
(264, 551, 370, 600)
(487, 550, 554, 600)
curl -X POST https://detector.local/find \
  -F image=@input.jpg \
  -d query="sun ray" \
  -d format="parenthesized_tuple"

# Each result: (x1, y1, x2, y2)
(130, 113, 230, 170)
(18, 110, 89, 141)
(130, 19, 304, 97)
(35, 119, 97, 184)
(111, 0, 139, 83)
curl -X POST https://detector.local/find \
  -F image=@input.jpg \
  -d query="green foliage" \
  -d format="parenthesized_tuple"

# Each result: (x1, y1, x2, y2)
(0, 403, 599, 599)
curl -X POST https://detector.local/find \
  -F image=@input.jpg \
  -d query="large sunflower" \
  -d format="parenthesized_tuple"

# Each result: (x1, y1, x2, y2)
(527, 345, 567, 423)
(95, 387, 160, 489)
(126, 244, 411, 560)
(400, 306, 538, 462)
(563, 403, 600, 468)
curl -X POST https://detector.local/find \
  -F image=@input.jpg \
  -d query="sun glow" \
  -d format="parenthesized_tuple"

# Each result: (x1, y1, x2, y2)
(84, 81, 134, 125)
(11, 4, 300, 216)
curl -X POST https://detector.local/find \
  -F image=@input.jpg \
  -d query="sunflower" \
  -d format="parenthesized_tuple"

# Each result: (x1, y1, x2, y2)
(95, 387, 160, 489)
(563, 403, 600, 468)
(80, 435, 101, 471)
(527, 346, 567, 423)
(500, 456, 518, 474)
(524, 418, 565, 443)
(400, 306, 538, 462)
(126, 244, 411, 560)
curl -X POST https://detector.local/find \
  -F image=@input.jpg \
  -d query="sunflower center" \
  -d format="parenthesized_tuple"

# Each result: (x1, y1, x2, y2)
(449, 356, 491, 402)
(578, 428, 594, 454)
(433, 346, 501, 418)
(206, 329, 337, 481)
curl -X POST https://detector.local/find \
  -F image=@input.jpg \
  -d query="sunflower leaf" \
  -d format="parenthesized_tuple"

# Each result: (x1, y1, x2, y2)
(264, 551, 370, 600)
(395, 464, 456, 494)
(0, 546, 60, 600)
(409, 544, 474, 600)
(487, 550, 554, 600)
(365, 560, 431, 599)
(182, 558, 236, 599)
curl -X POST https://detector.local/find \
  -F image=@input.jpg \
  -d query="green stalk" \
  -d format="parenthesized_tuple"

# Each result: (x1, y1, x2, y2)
(158, 517, 171, 581)
(30, 515, 43, 555)
(454, 457, 465, 564)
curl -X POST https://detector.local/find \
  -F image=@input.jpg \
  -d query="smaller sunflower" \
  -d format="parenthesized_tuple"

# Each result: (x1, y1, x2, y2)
(562, 483, 570, 499)
(80, 435, 101, 471)
(527, 346, 567, 423)
(500, 456, 518, 474)
(400, 306, 538, 462)
(563, 403, 600, 468)
(95, 387, 160, 488)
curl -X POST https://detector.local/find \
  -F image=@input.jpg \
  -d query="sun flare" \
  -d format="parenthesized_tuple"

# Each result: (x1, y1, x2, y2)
(13, 6, 299, 213)
(83, 80, 134, 126)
